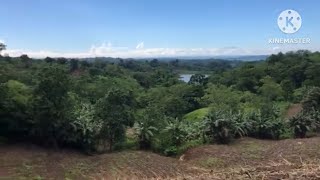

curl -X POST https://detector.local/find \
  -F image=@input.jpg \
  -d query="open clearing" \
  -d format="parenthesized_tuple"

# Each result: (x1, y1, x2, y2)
(1, 137, 320, 180)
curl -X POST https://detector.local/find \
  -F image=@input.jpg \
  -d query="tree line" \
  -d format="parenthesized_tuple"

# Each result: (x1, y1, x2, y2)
(1, 43, 320, 155)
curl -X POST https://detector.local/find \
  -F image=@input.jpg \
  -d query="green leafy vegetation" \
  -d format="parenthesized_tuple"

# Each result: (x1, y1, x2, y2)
(1, 45, 320, 156)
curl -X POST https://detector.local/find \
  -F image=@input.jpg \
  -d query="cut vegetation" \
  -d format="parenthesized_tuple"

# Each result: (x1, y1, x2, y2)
(1, 137, 320, 179)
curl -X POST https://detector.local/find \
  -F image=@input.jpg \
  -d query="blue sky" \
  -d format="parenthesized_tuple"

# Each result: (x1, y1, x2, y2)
(0, 0, 319, 58)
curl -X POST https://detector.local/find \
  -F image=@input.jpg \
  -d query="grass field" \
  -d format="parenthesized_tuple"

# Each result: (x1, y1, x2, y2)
(183, 107, 210, 122)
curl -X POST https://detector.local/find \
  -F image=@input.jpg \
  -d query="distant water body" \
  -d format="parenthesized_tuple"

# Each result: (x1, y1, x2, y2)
(179, 74, 193, 83)
(179, 74, 209, 83)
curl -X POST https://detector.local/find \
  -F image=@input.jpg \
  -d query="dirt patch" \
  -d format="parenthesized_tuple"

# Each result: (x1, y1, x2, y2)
(0, 144, 204, 180)
(1, 137, 320, 179)
(178, 160, 320, 180)
(286, 103, 303, 119)
(0, 167, 11, 179)
(183, 137, 320, 168)
(90, 151, 205, 179)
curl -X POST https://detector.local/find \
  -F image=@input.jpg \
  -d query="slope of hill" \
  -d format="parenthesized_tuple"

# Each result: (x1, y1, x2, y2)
(1, 137, 319, 179)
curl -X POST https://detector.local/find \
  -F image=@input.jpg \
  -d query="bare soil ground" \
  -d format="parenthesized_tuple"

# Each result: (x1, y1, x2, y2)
(1, 137, 320, 179)
(285, 104, 303, 119)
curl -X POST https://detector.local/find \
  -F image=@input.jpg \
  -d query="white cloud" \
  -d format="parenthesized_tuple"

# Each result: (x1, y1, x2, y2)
(136, 42, 144, 49)
(1, 42, 319, 59)
(272, 46, 280, 51)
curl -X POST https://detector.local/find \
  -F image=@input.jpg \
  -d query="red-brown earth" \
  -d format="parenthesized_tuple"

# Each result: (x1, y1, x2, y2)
(1, 137, 320, 180)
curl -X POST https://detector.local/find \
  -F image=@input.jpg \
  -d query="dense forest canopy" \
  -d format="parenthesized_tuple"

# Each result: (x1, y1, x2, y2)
(1, 46, 320, 155)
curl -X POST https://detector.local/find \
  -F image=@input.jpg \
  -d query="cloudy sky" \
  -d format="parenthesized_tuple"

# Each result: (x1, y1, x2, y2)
(0, 0, 319, 58)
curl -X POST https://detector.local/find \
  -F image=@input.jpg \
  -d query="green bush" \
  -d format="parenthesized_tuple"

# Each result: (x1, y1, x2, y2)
(149, 117, 189, 156)
(289, 111, 317, 138)
(247, 110, 285, 140)
(279, 125, 294, 139)
(134, 121, 158, 149)
(113, 137, 138, 151)
(151, 131, 174, 155)
(302, 87, 320, 111)
(246, 103, 287, 140)
(311, 111, 320, 132)
(164, 118, 187, 146)
(123, 136, 139, 150)
(232, 111, 252, 138)
(0, 80, 32, 139)
(68, 98, 103, 152)
(32, 66, 73, 146)
(164, 146, 178, 156)
(204, 110, 248, 144)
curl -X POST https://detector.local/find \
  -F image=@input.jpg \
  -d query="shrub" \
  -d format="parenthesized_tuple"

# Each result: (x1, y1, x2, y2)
(151, 117, 206, 156)
(204, 110, 247, 144)
(248, 103, 287, 140)
(311, 110, 320, 132)
(0, 80, 32, 139)
(164, 146, 178, 156)
(134, 121, 158, 149)
(151, 131, 174, 155)
(302, 87, 320, 111)
(183, 121, 207, 142)
(164, 118, 187, 146)
(122, 136, 139, 150)
(247, 109, 285, 140)
(69, 100, 103, 152)
(95, 88, 135, 152)
(293, 86, 309, 103)
(232, 111, 252, 138)
(289, 111, 318, 138)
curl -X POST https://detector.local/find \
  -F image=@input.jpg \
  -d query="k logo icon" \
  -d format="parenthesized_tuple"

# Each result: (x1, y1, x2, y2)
(277, 9, 302, 34)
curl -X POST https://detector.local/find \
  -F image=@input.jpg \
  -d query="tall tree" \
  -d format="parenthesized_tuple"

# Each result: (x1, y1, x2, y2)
(57, 58, 67, 64)
(69, 59, 79, 72)
(80, 60, 90, 69)
(95, 89, 135, 151)
(33, 66, 71, 147)
(189, 74, 208, 86)
(0, 80, 32, 138)
(44, 57, 55, 63)
(20, 54, 32, 68)
(258, 76, 284, 101)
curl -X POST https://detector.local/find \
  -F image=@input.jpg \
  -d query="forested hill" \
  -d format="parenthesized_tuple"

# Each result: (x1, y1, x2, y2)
(1, 49, 320, 155)
(210, 50, 320, 99)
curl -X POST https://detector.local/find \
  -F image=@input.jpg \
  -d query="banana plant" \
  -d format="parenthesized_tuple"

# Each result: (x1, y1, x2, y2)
(134, 121, 158, 149)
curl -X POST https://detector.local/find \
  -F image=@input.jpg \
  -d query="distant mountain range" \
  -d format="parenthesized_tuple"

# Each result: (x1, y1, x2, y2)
(212, 55, 269, 61)
(150, 55, 269, 61)
(81, 55, 269, 62)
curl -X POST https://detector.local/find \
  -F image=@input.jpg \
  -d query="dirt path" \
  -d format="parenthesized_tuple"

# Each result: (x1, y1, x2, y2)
(1, 137, 320, 179)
